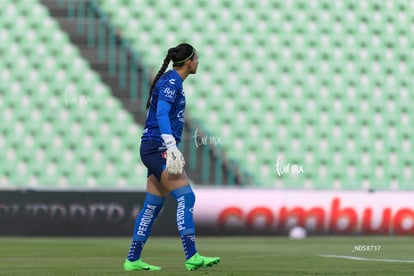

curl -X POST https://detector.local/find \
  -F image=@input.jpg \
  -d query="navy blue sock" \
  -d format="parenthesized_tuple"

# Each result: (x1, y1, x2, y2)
(127, 193, 165, 261)
(171, 185, 197, 259)
(180, 234, 197, 260)
(127, 240, 145, 262)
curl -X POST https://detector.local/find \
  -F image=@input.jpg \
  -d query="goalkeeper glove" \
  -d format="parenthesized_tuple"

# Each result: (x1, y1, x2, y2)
(161, 134, 185, 175)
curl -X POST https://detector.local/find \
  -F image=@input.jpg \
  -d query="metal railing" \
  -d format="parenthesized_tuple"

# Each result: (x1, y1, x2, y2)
(57, 0, 255, 186)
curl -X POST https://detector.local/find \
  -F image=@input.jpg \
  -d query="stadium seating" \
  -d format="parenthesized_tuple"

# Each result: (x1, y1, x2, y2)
(93, 0, 414, 190)
(0, 0, 147, 189)
(1, 0, 413, 190)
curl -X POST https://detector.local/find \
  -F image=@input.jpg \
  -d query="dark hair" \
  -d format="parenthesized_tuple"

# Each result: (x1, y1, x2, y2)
(146, 43, 195, 108)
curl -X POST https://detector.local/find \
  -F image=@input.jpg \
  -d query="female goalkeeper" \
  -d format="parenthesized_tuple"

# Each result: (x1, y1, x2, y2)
(123, 43, 220, 271)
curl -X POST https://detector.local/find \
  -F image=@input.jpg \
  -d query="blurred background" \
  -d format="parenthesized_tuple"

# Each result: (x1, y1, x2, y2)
(0, 0, 413, 236)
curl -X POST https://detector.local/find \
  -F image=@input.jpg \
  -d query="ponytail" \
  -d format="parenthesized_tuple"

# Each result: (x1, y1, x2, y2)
(145, 47, 176, 108)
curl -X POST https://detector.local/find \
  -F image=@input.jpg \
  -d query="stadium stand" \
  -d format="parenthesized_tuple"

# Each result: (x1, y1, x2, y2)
(92, 0, 413, 190)
(0, 0, 147, 189)
(0, 0, 413, 190)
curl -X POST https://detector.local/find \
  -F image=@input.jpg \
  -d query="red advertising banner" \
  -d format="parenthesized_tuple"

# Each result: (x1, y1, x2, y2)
(194, 189, 414, 235)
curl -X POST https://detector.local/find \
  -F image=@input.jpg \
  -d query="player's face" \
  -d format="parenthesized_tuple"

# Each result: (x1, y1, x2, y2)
(188, 51, 199, 74)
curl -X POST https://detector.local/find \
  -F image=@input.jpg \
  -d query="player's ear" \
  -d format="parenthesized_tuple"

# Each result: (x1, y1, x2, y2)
(184, 59, 192, 67)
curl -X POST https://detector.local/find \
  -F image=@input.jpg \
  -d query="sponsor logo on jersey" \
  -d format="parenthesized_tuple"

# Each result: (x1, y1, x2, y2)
(163, 87, 175, 99)
(177, 110, 185, 122)
(169, 78, 176, 85)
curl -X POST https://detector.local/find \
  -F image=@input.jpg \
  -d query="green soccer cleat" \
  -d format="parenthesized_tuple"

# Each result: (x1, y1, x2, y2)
(124, 259, 161, 271)
(185, 253, 221, 271)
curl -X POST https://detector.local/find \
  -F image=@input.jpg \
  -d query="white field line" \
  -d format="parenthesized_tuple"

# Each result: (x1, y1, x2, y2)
(319, 254, 414, 263)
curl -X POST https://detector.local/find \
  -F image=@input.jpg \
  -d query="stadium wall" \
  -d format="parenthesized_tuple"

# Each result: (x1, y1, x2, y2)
(1, 189, 413, 236)
(0, 190, 177, 236)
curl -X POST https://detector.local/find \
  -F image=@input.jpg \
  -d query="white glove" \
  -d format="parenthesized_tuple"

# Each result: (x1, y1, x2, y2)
(161, 134, 185, 175)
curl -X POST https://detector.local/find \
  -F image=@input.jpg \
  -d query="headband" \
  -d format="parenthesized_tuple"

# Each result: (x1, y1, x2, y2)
(173, 48, 195, 65)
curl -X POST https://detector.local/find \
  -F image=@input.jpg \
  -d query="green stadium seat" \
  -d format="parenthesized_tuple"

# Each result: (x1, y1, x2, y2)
(2, 0, 414, 190)
(0, 0, 149, 189)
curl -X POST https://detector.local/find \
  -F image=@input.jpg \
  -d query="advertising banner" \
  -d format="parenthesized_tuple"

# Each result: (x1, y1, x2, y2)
(0, 190, 177, 236)
(194, 189, 414, 236)
(1, 189, 413, 236)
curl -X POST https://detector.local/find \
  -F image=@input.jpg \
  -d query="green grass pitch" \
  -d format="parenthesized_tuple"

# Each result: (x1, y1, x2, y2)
(0, 236, 413, 275)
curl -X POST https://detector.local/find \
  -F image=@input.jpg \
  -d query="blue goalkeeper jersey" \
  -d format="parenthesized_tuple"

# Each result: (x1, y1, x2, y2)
(142, 70, 186, 144)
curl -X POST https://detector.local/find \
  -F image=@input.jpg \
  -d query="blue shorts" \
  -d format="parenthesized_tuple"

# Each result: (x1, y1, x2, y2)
(140, 139, 167, 181)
